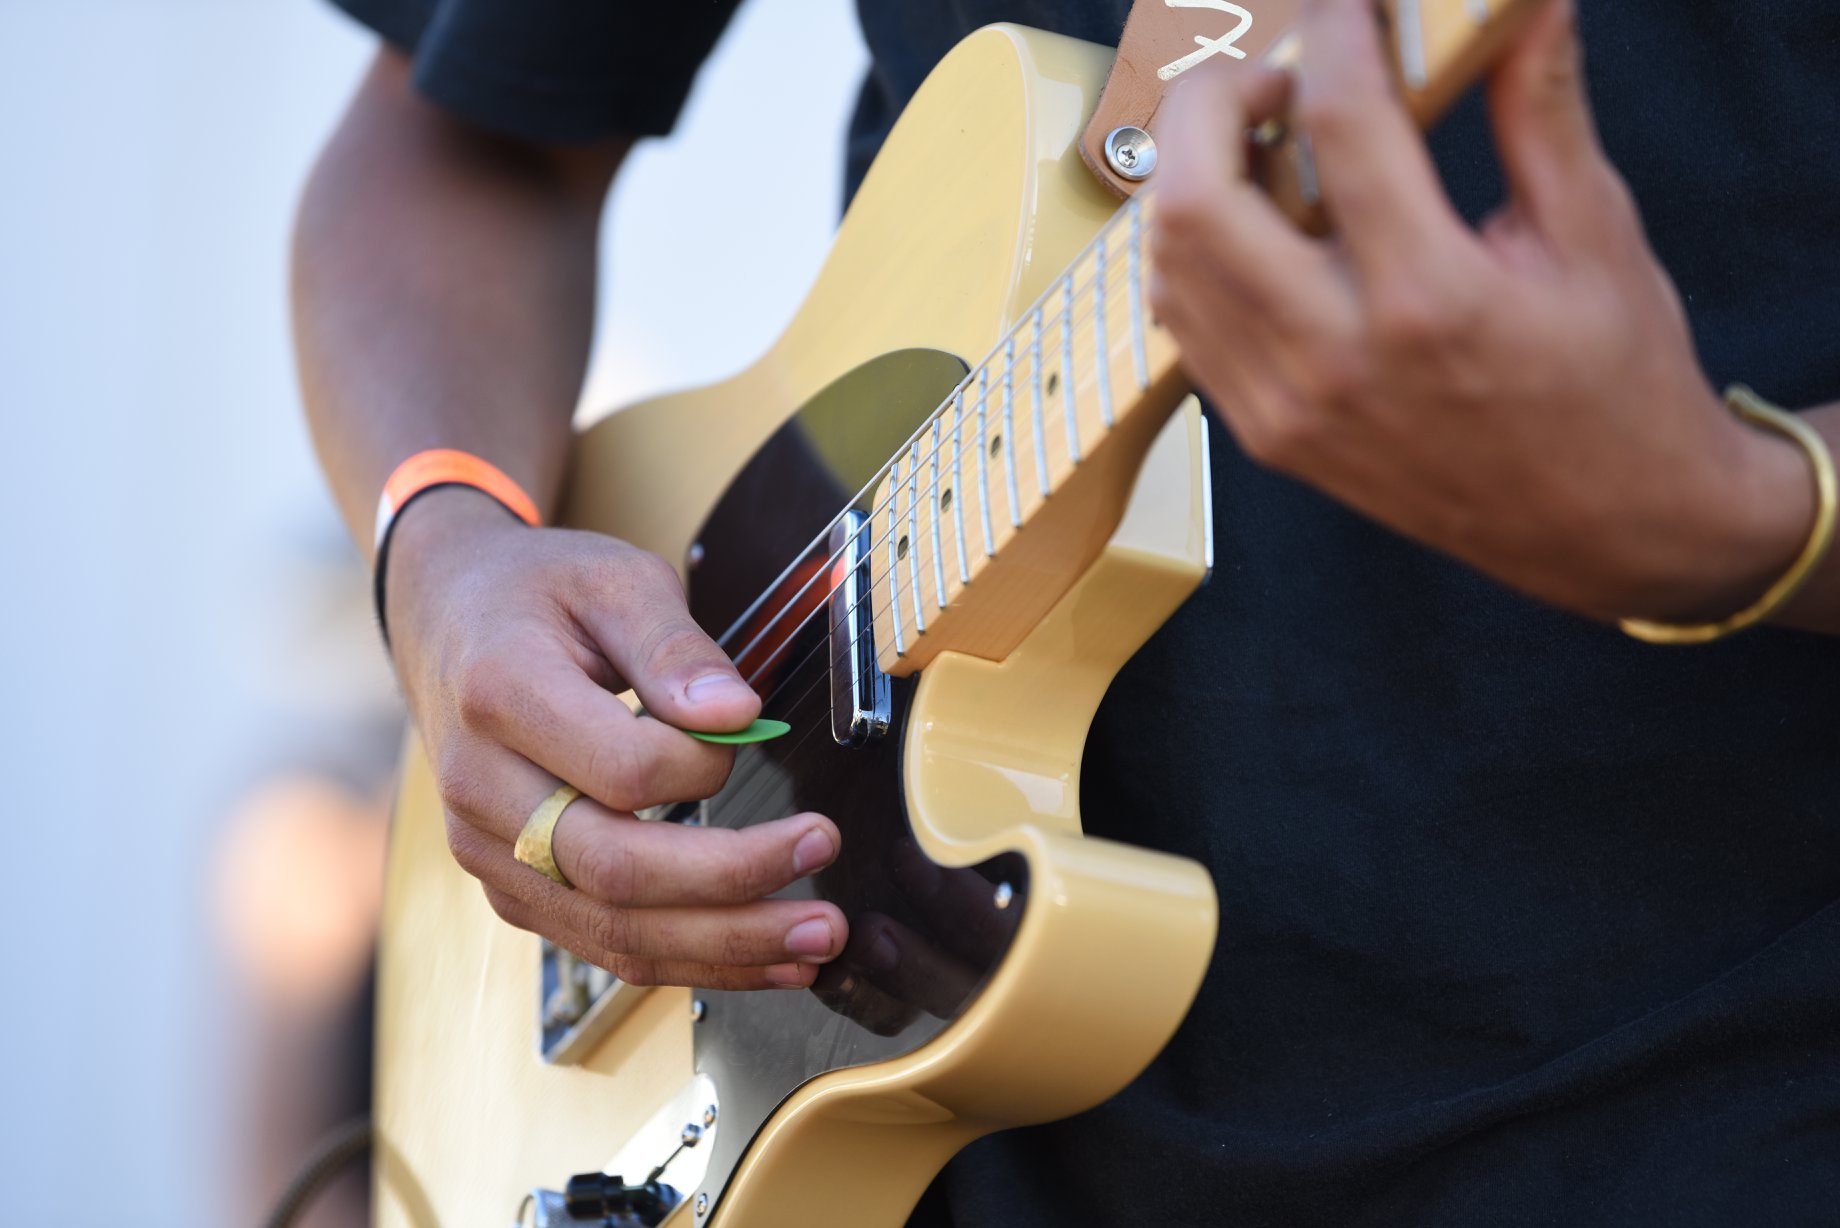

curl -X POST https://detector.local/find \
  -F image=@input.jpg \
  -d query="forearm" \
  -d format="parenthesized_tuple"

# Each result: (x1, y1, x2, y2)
(291, 49, 627, 559)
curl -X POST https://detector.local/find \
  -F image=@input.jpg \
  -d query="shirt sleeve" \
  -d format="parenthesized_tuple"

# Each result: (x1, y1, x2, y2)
(328, 0, 746, 143)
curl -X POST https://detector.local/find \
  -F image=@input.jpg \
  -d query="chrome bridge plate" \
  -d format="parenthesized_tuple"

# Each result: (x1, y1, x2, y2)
(538, 941, 650, 1065)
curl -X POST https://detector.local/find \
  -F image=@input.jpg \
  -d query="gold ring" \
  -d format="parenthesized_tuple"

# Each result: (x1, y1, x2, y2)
(514, 784, 582, 888)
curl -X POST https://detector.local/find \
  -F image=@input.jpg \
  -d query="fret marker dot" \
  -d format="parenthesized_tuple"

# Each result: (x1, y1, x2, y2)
(939, 489, 952, 511)
(989, 434, 1003, 457)
(897, 535, 910, 560)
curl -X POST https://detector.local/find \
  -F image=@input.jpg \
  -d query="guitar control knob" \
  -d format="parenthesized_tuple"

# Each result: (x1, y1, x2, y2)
(562, 1173, 679, 1228)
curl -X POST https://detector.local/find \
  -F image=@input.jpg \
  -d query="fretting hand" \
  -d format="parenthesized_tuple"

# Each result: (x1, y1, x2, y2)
(1149, 0, 1812, 626)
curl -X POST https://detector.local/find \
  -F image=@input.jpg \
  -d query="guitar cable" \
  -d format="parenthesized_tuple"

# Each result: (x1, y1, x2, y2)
(261, 1116, 373, 1228)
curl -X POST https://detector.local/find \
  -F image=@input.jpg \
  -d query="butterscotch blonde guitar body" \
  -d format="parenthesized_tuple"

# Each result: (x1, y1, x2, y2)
(376, 26, 1218, 1228)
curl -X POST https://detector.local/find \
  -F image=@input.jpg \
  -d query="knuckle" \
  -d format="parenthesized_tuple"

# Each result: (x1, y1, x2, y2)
(611, 957, 656, 988)
(1152, 186, 1211, 250)
(1304, 343, 1369, 408)
(481, 886, 522, 927)
(638, 620, 720, 680)
(585, 906, 636, 956)
(711, 841, 767, 902)
(587, 740, 653, 812)
(1593, 166, 1641, 234)
(578, 837, 644, 907)
(435, 752, 493, 826)
(593, 545, 683, 602)
(687, 753, 733, 801)
(1368, 281, 1459, 353)
(1297, 92, 1353, 145)
(717, 924, 760, 968)
(633, 549, 684, 593)
(1238, 408, 1309, 469)
(454, 650, 519, 734)
(444, 812, 494, 877)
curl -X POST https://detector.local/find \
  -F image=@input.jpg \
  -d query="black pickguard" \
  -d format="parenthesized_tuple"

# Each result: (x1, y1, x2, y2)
(681, 350, 1030, 1217)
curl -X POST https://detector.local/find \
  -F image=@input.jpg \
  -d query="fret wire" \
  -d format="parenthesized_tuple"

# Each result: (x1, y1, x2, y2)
(1062, 273, 1081, 464)
(975, 366, 996, 556)
(905, 451, 927, 634)
(1029, 307, 1050, 497)
(857, 328, 1131, 561)
(1128, 197, 1149, 391)
(723, 213, 1152, 672)
(1094, 242, 1116, 429)
(743, 256, 1139, 670)
(1397, 0, 1429, 89)
(1001, 337, 1022, 529)
(714, 208, 1135, 656)
(928, 415, 948, 610)
(949, 386, 971, 583)
(773, 318, 1151, 681)
(885, 457, 907, 656)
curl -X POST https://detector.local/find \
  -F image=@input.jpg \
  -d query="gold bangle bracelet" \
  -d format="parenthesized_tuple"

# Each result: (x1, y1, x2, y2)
(1620, 386, 1837, 646)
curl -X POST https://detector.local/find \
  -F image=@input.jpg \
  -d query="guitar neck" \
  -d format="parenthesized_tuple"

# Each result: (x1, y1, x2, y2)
(866, 0, 1543, 676)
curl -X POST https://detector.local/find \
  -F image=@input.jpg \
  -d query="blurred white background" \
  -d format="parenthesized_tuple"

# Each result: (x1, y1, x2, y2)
(0, 0, 865, 1222)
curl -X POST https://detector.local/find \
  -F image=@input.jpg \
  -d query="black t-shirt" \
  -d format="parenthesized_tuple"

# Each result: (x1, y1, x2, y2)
(332, 1, 1840, 1223)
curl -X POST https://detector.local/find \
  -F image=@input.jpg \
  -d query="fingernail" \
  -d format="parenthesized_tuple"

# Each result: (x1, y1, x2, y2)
(765, 963, 810, 988)
(785, 918, 836, 960)
(867, 931, 898, 974)
(684, 673, 750, 704)
(792, 828, 835, 875)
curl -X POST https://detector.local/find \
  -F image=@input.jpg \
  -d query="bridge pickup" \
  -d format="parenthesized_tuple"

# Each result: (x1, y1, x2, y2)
(829, 510, 892, 747)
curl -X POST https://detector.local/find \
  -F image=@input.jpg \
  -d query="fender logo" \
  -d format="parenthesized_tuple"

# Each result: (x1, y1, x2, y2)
(1156, 0, 1256, 80)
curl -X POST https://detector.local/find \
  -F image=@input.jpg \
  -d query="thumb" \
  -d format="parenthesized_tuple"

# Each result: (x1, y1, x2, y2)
(1486, 0, 1609, 243)
(579, 569, 761, 734)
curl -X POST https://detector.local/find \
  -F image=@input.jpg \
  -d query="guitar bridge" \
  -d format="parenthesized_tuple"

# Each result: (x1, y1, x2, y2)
(828, 509, 892, 746)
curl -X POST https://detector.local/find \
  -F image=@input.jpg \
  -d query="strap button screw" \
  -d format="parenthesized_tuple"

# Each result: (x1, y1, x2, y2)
(1105, 126, 1158, 181)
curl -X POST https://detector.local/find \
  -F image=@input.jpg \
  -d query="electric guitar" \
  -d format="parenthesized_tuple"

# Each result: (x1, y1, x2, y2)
(374, 6, 1541, 1225)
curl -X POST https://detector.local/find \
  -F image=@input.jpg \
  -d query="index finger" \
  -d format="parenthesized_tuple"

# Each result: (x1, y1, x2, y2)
(1296, 0, 1473, 277)
(480, 648, 740, 813)
(1155, 62, 1328, 317)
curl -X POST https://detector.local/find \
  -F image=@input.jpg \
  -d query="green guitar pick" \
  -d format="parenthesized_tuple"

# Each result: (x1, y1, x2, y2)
(687, 718, 792, 745)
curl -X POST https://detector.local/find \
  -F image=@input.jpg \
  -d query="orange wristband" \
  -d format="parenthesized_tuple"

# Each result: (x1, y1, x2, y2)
(372, 449, 542, 645)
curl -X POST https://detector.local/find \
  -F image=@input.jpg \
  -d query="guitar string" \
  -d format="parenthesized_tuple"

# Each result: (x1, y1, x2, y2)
(707, 18, 1326, 662)
(706, 199, 1140, 650)
(695, 23, 1512, 836)
(731, 303, 1148, 704)
(708, 679, 835, 831)
(717, 305, 1148, 776)
(643, 298, 1151, 825)
(713, 220, 1140, 677)
(707, 319, 1155, 816)
(682, 208, 1158, 818)
(717, 227, 1152, 681)
(705, 335, 1149, 823)
(706, 677, 838, 838)
(727, 298, 1152, 720)
(710, 197, 1150, 656)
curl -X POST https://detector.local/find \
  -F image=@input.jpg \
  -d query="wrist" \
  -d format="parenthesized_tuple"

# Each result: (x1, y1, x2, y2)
(371, 448, 546, 651)
(380, 485, 530, 651)
(1626, 394, 1815, 625)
